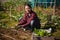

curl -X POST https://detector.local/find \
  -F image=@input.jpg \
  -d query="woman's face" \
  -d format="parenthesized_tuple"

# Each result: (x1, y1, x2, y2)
(25, 6, 31, 13)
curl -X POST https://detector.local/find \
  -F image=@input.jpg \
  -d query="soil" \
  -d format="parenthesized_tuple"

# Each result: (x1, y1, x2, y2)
(0, 27, 57, 40)
(0, 27, 32, 40)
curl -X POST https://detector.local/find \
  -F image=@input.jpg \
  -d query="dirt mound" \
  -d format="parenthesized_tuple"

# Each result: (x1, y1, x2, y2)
(0, 27, 32, 40)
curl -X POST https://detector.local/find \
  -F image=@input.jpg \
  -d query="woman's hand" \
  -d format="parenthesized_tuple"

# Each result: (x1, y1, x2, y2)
(20, 25, 24, 27)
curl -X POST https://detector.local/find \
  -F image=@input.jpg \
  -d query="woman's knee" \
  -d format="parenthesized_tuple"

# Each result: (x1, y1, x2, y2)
(30, 20, 35, 26)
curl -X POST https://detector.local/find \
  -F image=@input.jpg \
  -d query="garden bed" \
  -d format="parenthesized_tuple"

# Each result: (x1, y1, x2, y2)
(0, 27, 32, 40)
(0, 27, 60, 40)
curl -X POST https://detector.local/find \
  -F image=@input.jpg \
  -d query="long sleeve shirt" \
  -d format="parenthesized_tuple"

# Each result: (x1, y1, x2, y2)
(19, 11, 38, 27)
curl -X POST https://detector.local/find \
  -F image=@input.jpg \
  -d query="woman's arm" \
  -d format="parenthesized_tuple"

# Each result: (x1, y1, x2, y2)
(19, 14, 27, 25)
(21, 13, 36, 27)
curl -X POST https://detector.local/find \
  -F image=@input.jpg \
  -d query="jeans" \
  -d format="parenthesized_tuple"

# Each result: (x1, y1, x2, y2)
(24, 20, 40, 32)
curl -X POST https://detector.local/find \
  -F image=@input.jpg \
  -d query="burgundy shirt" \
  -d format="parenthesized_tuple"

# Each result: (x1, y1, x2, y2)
(19, 11, 38, 27)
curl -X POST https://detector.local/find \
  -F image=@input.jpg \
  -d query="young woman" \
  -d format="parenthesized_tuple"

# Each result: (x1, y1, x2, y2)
(18, 4, 40, 32)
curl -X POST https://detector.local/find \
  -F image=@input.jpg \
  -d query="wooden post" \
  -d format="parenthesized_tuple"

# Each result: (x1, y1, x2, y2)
(53, 0, 56, 15)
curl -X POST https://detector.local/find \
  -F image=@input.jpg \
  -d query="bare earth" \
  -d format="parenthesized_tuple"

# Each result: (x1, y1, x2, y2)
(0, 27, 32, 40)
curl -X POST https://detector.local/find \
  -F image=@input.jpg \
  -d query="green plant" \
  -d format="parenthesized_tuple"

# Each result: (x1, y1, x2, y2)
(11, 11, 24, 21)
(52, 15, 60, 29)
(34, 28, 51, 37)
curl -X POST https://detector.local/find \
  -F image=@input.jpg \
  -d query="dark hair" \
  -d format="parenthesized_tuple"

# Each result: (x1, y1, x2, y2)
(24, 3, 32, 8)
